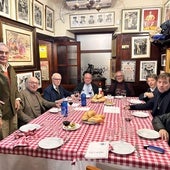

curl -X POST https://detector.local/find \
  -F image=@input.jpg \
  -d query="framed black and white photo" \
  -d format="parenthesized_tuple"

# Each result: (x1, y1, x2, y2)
(70, 12, 115, 28)
(33, 0, 44, 29)
(16, 0, 30, 25)
(161, 54, 166, 66)
(34, 70, 42, 88)
(140, 61, 157, 81)
(0, 0, 10, 18)
(121, 60, 136, 82)
(131, 36, 150, 59)
(45, 5, 54, 32)
(121, 9, 141, 33)
(17, 72, 33, 91)
(164, 0, 170, 21)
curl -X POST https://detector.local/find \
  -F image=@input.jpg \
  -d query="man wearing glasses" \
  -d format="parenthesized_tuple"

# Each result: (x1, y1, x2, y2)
(43, 73, 72, 102)
(0, 42, 21, 139)
(18, 76, 59, 126)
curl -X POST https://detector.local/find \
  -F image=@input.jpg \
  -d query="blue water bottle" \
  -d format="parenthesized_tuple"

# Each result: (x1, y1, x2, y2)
(61, 99, 68, 117)
(81, 93, 86, 106)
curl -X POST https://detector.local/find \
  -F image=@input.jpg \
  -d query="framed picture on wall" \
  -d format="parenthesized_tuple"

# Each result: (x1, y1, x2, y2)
(139, 61, 157, 81)
(45, 5, 54, 32)
(34, 70, 42, 88)
(131, 36, 150, 59)
(121, 60, 136, 82)
(121, 9, 141, 33)
(163, 0, 170, 21)
(17, 72, 33, 91)
(0, 0, 10, 18)
(33, 0, 44, 29)
(16, 0, 30, 25)
(161, 54, 166, 66)
(141, 7, 161, 32)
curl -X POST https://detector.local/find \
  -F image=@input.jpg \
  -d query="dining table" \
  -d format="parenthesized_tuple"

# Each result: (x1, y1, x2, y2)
(0, 97, 170, 170)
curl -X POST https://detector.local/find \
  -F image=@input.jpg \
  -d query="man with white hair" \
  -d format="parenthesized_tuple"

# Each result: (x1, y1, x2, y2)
(43, 73, 72, 102)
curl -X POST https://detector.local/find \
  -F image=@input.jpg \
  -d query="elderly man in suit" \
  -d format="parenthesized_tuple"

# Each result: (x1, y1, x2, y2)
(18, 76, 59, 127)
(0, 42, 21, 139)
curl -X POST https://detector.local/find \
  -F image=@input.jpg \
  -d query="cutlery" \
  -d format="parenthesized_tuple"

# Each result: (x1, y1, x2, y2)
(135, 144, 141, 158)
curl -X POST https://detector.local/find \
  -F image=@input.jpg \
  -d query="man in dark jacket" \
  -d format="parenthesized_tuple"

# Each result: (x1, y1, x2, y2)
(43, 73, 72, 102)
(74, 72, 98, 98)
(128, 72, 170, 117)
(152, 112, 170, 145)
(139, 74, 157, 102)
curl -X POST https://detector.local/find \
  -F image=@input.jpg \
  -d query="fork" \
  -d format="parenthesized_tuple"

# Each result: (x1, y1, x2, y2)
(135, 144, 141, 158)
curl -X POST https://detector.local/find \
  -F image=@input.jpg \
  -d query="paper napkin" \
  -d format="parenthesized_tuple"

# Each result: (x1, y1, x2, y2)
(104, 106, 120, 114)
(74, 107, 90, 111)
(85, 141, 109, 159)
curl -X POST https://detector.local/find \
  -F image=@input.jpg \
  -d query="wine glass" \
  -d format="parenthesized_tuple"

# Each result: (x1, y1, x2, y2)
(124, 111, 133, 136)
(73, 91, 79, 102)
(68, 97, 73, 112)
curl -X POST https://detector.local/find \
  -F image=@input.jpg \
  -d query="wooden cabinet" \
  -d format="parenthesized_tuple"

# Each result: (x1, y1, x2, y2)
(53, 41, 81, 91)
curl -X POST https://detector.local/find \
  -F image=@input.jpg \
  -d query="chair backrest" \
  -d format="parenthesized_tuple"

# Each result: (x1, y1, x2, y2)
(86, 165, 102, 170)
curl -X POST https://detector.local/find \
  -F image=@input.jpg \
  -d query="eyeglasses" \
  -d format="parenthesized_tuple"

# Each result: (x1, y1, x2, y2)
(53, 78, 61, 81)
(28, 82, 39, 85)
(0, 51, 9, 55)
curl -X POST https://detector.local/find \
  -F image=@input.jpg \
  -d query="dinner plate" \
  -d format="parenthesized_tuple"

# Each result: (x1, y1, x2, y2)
(132, 111, 149, 118)
(63, 123, 81, 131)
(38, 137, 64, 149)
(82, 120, 98, 125)
(19, 124, 41, 132)
(128, 99, 143, 104)
(110, 141, 135, 155)
(49, 108, 61, 113)
(137, 129, 160, 139)
(114, 96, 124, 99)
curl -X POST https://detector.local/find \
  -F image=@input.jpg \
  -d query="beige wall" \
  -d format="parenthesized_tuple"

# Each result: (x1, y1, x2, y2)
(9, 0, 167, 38)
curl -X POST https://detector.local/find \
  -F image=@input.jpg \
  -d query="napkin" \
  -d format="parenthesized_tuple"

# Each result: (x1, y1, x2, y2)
(85, 141, 109, 159)
(74, 107, 90, 111)
(13, 137, 29, 148)
(104, 106, 120, 114)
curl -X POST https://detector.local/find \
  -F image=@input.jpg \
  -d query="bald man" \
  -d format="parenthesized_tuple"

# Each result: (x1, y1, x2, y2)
(43, 73, 72, 102)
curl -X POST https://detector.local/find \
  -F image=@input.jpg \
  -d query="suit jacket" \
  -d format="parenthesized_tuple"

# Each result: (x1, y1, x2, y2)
(74, 82, 99, 95)
(43, 84, 72, 102)
(0, 64, 20, 120)
(130, 89, 170, 117)
(152, 112, 170, 145)
(139, 87, 158, 102)
(18, 89, 56, 124)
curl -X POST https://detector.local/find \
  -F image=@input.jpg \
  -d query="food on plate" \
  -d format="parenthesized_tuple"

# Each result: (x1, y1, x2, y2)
(81, 110, 105, 123)
(91, 94, 106, 103)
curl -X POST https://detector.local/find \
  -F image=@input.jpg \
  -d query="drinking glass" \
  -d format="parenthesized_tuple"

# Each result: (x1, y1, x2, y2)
(115, 88, 121, 96)
(124, 111, 134, 137)
(73, 91, 79, 102)
(68, 97, 73, 112)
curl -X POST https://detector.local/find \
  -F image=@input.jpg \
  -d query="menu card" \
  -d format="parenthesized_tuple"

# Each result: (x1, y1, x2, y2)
(85, 141, 109, 159)
(104, 106, 120, 114)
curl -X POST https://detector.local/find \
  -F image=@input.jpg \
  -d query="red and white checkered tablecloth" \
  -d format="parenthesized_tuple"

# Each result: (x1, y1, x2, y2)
(0, 97, 170, 169)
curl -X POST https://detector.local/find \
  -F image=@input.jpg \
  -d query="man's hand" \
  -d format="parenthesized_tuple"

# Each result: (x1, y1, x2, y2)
(159, 129, 169, 142)
(15, 100, 21, 111)
(144, 92, 154, 99)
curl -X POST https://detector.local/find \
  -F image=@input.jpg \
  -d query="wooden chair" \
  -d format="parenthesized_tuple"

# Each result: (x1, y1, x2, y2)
(86, 165, 102, 170)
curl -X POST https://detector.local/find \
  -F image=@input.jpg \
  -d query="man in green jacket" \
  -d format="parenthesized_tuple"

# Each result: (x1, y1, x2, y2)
(0, 42, 21, 139)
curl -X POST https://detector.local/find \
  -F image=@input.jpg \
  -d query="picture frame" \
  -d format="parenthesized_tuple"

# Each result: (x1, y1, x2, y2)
(45, 5, 54, 32)
(17, 72, 33, 91)
(70, 12, 115, 28)
(161, 54, 166, 66)
(139, 61, 157, 81)
(33, 0, 44, 29)
(141, 7, 161, 32)
(0, 0, 10, 18)
(34, 70, 42, 88)
(121, 60, 136, 82)
(0, 18, 37, 71)
(131, 36, 150, 59)
(121, 9, 141, 33)
(16, 0, 30, 25)
(110, 58, 116, 79)
(163, 0, 170, 22)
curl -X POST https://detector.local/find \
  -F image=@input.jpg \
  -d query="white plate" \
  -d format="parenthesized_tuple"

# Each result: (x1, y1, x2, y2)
(19, 124, 41, 132)
(82, 120, 98, 125)
(132, 111, 149, 118)
(63, 123, 81, 131)
(129, 99, 143, 104)
(38, 137, 64, 149)
(49, 108, 61, 113)
(110, 141, 135, 155)
(114, 96, 124, 99)
(137, 129, 160, 139)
